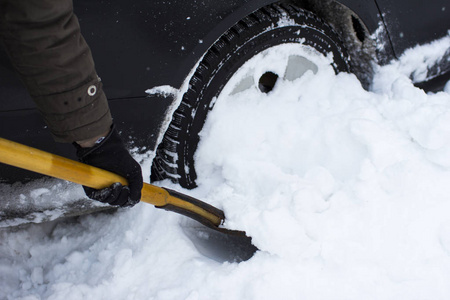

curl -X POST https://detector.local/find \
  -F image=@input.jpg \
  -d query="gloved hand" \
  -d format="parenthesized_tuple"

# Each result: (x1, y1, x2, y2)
(74, 125, 143, 207)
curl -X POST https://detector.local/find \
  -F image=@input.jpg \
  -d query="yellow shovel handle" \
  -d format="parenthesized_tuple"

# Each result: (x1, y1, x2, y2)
(0, 137, 223, 226)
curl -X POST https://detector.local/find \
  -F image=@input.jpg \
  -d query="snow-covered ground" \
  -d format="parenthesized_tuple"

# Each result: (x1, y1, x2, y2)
(1, 35, 450, 299)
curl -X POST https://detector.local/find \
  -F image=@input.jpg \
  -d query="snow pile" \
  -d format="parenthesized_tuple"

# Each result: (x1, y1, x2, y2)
(1, 39, 450, 299)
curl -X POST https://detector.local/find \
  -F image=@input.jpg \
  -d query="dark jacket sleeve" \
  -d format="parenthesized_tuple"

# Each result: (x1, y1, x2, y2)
(0, 0, 112, 142)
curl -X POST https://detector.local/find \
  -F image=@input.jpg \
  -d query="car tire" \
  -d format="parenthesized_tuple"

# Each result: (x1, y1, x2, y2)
(151, 3, 350, 189)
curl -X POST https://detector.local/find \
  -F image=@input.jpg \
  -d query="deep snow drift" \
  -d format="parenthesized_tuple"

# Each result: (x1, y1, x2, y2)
(1, 35, 450, 299)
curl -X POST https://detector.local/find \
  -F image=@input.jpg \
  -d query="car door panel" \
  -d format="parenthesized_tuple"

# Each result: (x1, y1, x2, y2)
(375, 0, 449, 56)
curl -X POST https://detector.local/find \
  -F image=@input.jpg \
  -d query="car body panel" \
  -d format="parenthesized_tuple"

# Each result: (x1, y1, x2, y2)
(375, 0, 449, 57)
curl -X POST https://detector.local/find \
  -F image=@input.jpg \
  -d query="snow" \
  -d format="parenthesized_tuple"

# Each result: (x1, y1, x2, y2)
(1, 37, 450, 299)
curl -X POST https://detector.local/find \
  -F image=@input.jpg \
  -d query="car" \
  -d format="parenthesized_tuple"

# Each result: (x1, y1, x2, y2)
(1, 0, 449, 222)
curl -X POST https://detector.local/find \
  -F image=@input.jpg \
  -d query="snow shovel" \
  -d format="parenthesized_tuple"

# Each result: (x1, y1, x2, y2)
(0, 137, 257, 262)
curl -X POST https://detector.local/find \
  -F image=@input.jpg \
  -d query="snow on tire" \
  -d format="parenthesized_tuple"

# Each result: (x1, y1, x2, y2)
(151, 3, 350, 189)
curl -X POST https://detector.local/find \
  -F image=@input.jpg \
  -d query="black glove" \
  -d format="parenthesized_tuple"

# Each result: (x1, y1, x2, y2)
(74, 125, 143, 207)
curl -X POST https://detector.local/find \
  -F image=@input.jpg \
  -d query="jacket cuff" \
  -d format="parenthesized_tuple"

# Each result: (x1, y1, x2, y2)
(33, 76, 113, 143)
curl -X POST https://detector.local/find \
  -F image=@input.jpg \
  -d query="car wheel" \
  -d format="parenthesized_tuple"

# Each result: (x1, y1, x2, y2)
(151, 3, 350, 189)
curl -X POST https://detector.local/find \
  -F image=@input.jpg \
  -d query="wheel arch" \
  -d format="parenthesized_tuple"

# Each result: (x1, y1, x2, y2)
(172, 0, 389, 91)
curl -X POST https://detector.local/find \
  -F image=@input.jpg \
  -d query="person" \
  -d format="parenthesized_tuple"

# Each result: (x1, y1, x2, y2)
(0, 0, 143, 207)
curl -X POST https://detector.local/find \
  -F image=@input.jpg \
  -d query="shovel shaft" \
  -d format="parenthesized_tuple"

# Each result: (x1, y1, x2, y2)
(0, 137, 223, 226)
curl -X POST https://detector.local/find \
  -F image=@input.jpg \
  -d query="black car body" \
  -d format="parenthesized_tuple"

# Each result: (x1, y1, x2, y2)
(1, 0, 449, 189)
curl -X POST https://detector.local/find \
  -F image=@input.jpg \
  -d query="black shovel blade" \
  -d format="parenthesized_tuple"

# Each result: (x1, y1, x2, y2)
(156, 188, 258, 262)
(181, 219, 258, 263)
